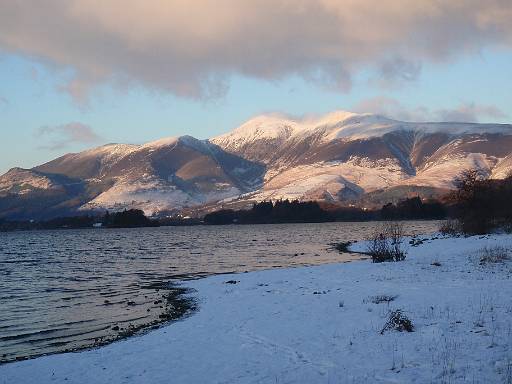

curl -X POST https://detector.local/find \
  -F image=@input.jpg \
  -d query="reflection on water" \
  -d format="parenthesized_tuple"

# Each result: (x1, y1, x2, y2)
(0, 221, 439, 362)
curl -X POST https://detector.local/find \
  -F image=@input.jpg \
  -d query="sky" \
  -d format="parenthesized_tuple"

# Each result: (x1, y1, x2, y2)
(1, 1, 512, 174)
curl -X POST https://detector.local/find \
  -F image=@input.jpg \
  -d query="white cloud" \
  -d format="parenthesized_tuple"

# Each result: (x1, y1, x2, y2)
(0, 1, 511, 103)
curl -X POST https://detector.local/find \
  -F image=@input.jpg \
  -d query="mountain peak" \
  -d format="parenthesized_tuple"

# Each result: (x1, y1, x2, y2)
(142, 136, 179, 149)
(212, 110, 396, 149)
(223, 114, 299, 141)
(303, 110, 363, 126)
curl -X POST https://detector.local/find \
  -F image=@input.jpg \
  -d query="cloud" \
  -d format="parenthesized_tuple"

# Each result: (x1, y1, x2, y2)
(436, 103, 508, 122)
(352, 96, 428, 121)
(58, 76, 96, 107)
(353, 96, 508, 122)
(35, 122, 103, 150)
(0, 96, 8, 105)
(374, 57, 422, 88)
(0, 1, 511, 103)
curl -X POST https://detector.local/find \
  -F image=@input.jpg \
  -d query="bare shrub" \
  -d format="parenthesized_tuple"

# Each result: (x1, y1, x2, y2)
(478, 246, 510, 265)
(366, 295, 397, 304)
(367, 232, 389, 262)
(439, 219, 461, 236)
(388, 222, 406, 260)
(504, 359, 512, 384)
(366, 222, 407, 263)
(380, 309, 414, 334)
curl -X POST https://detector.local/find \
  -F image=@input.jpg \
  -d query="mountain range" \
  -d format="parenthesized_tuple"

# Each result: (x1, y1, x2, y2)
(1, 110, 512, 219)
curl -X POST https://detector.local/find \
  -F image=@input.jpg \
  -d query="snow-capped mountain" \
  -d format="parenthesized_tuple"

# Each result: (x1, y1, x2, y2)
(212, 112, 512, 202)
(1, 110, 512, 219)
(0, 136, 264, 219)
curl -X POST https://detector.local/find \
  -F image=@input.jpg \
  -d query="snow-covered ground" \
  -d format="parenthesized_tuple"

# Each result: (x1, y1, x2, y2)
(2, 235, 512, 383)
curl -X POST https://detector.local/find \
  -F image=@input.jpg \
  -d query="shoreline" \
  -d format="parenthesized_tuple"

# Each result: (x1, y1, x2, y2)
(0, 218, 443, 233)
(2, 233, 512, 383)
(0, 283, 198, 365)
(1, 254, 366, 365)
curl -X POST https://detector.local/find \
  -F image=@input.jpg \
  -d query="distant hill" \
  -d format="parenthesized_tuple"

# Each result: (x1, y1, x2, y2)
(1, 110, 511, 219)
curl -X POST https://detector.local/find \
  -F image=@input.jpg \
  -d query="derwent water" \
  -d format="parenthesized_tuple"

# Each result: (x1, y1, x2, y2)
(0, 221, 439, 363)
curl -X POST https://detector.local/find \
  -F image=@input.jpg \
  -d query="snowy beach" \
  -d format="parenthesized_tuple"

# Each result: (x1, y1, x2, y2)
(2, 234, 511, 383)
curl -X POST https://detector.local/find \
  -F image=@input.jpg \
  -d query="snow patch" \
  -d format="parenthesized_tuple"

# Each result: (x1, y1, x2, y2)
(3, 234, 512, 383)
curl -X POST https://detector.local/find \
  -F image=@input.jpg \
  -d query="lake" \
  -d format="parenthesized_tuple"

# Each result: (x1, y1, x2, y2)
(0, 221, 439, 363)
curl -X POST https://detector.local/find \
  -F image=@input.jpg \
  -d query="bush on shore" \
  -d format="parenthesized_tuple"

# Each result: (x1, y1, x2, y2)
(438, 219, 461, 236)
(366, 222, 407, 263)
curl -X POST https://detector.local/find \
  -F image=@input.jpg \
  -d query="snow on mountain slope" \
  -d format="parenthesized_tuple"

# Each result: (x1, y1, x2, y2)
(247, 157, 405, 202)
(82, 177, 239, 215)
(402, 153, 495, 189)
(213, 111, 512, 151)
(0, 167, 93, 220)
(218, 115, 300, 143)
(141, 137, 179, 149)
(61, 136, 264, 215)
(1, 110, 512, 218)
(212, 111, 512, 203)
(0, 134, 265, 217)
(34, 143, 140, 180)
(492, 154, 512, 179)
(84, 121, 511, 213)
(211, 111, 384, 151)
(0, 168, 55, 194)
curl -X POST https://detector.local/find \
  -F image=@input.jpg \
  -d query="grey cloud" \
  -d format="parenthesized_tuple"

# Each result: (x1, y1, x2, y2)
(35, 122, 103, 150)
(0, 1, 512, 103)
(353, 96, 508, 123)
(376, 57, 422, 88)
(436, 103, 508, 122)
(352, 96, 428, 121)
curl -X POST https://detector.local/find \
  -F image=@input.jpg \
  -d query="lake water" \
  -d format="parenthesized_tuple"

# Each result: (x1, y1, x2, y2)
(0, 221, 439, 363)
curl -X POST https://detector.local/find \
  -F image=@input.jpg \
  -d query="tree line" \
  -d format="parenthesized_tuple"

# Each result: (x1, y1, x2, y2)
(0, 209, 159, 231)
(203, 197, 446, 225)
(447, 170, 512, 234)
(0, 196, 447, 231)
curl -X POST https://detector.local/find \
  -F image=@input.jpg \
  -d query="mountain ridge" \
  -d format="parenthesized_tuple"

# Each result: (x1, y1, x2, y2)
(1, 110, 512, 219)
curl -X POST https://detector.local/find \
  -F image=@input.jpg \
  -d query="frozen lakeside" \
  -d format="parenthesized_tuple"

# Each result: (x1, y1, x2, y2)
(2, 234, 512, 383)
